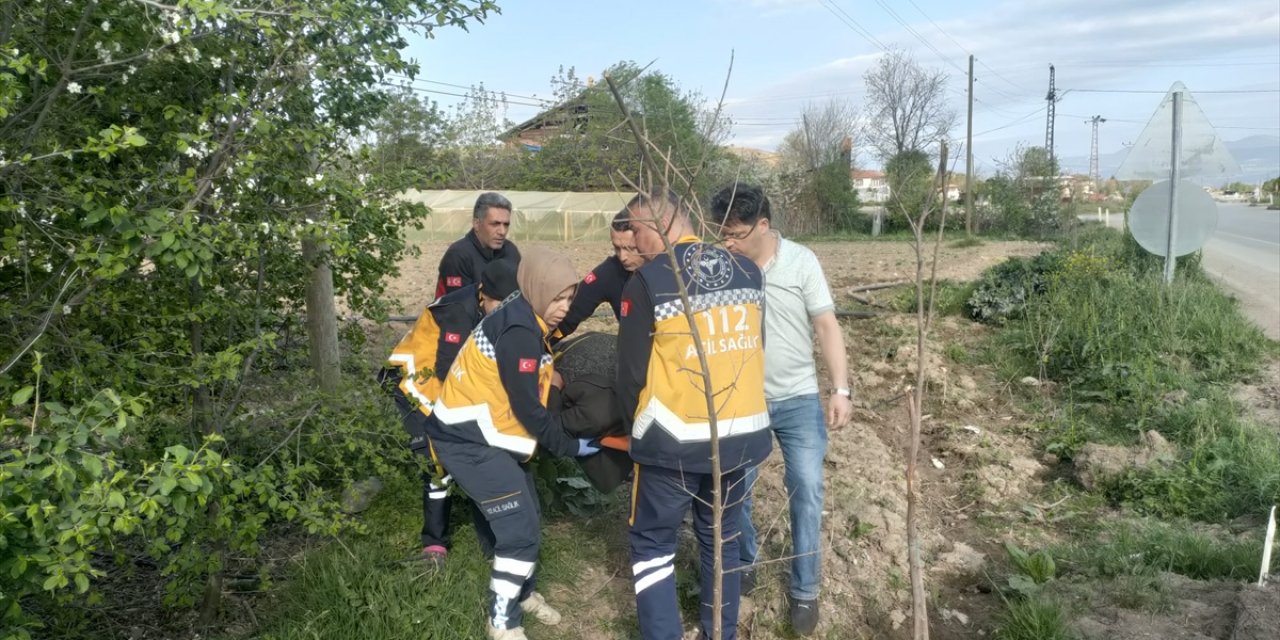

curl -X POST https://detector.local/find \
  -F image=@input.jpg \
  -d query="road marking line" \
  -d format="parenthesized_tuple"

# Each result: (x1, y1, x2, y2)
(1214, 230, 1280, 247)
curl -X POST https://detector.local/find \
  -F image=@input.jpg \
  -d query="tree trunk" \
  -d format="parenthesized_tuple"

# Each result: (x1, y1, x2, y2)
(190, 276, 224, 628)
(303, 236, 341, 393)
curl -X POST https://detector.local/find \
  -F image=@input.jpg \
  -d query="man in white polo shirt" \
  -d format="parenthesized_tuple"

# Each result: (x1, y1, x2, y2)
(709, 182, 852, 636)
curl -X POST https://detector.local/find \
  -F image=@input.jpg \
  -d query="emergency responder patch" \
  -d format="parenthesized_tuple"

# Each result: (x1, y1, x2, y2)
(584, 271, 597, 284)
(446, 275, 462, 287)
(444, 332, 462, 343)
(621, 299, 631, 317)
(518, 358, 537, 373)
(682, 244, 733, 290)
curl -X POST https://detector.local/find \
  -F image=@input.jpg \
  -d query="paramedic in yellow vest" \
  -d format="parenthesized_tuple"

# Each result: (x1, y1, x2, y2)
(615, 188, 771, 640)
(379, 260, 519, 566)
(428, 247, 601, 640)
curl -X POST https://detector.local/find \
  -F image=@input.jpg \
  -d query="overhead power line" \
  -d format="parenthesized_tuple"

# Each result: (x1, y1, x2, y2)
(870, 0, 966, 76)
(380, 81, 548, 109)
(818, 0, 889, 52)
(901, 0, 1031, 97)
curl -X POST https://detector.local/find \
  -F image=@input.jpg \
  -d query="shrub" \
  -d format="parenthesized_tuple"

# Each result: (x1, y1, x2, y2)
(1104, 416, 1280, 522)
(965, 251, 1064, 324)
(980, 226, 1274, 522)
(0, 366, 410, 638)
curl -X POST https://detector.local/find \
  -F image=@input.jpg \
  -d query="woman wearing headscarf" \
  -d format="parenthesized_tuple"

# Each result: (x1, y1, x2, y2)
(428, 247, 600, 640)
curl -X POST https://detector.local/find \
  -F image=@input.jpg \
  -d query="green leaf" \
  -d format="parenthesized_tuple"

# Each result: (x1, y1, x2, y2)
(107, 491, 126, 510)
(166, 444, 191, 463)
(82, 455, 103, 478)
(158, 477, 178, 497)
(161, 231, 175, 248)
(75, 573, 90, 593)
(11, 386, 34, 406)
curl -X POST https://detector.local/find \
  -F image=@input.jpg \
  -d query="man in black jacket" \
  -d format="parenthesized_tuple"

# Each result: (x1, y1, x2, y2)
(436, 192, 521, 299)
(553, 209, 643, 341)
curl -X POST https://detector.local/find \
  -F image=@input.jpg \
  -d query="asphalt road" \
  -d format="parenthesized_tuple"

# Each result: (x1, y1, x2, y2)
(1200, 203, 1280, 339)
(1091, 202, 1280, 339)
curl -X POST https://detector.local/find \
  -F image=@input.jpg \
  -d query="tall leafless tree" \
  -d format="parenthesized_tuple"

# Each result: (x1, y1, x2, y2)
(863, 48, 957, 160)
(776, 99, 860, 234)
(778, 99, 859, 171)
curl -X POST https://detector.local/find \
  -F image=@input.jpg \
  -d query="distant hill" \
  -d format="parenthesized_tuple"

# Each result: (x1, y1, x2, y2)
(1061, 135, 1279, 185)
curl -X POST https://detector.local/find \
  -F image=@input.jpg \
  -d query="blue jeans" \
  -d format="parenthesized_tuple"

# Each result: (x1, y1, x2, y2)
(739, 393, 827, 601)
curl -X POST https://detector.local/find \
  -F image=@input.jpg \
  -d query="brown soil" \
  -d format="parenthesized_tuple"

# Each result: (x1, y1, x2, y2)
(386, 238, 1051, 315)
(1235, 360, 1280, 434)
(1069, 575, 1280, 640)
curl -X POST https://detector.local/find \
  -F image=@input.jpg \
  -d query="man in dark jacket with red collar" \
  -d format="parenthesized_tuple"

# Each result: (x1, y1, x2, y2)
(436, 192, 521, 298)
(553, 209, 643, 341)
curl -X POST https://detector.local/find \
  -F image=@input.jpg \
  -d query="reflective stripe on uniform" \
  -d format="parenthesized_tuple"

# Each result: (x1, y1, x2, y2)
(386, 353, 436, 412)
(491, 577, 522, 599)
(634, 565, 674, 595)
(494, 556, 536, 577)
(433, 399, 537, 456)
(632, 396, 770, 443)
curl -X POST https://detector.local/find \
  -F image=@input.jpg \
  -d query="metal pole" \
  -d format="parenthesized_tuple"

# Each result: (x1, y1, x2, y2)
(1163, 92, 1182, 285)
(965, 55, 974, 236)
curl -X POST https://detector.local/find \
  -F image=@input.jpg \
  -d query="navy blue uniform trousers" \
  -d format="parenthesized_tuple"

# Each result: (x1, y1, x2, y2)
(630, 463, 749, 640)
(433, 439, 540, 631)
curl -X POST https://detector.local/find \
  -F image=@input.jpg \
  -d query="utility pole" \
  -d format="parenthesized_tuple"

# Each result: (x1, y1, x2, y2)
(965, 54, 975, 236)
(1045, 65, 1056, 167)
(1087, 115, 1106, 189)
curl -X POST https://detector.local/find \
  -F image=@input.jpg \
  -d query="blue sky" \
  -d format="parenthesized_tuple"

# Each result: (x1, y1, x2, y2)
(402, 0, 1280, 173)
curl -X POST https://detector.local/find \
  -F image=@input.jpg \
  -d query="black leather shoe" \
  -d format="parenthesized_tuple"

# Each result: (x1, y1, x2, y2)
(789, 597, 819, 635)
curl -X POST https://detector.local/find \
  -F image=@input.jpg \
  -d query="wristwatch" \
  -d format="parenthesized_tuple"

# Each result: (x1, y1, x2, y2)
(831, 387, 851, 398)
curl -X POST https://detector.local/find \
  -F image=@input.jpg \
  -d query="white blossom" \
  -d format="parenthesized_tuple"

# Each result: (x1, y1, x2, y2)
(62, 305, 72, 315)
(305, 218, 315, 225)
(211, 57, 223, 69)
(260, 222, 270, 233)
(94, 41, 112, 64)
(101, 20, 110, 31)
(163, 30, 181, 45)
(66, 82, 82, 94)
